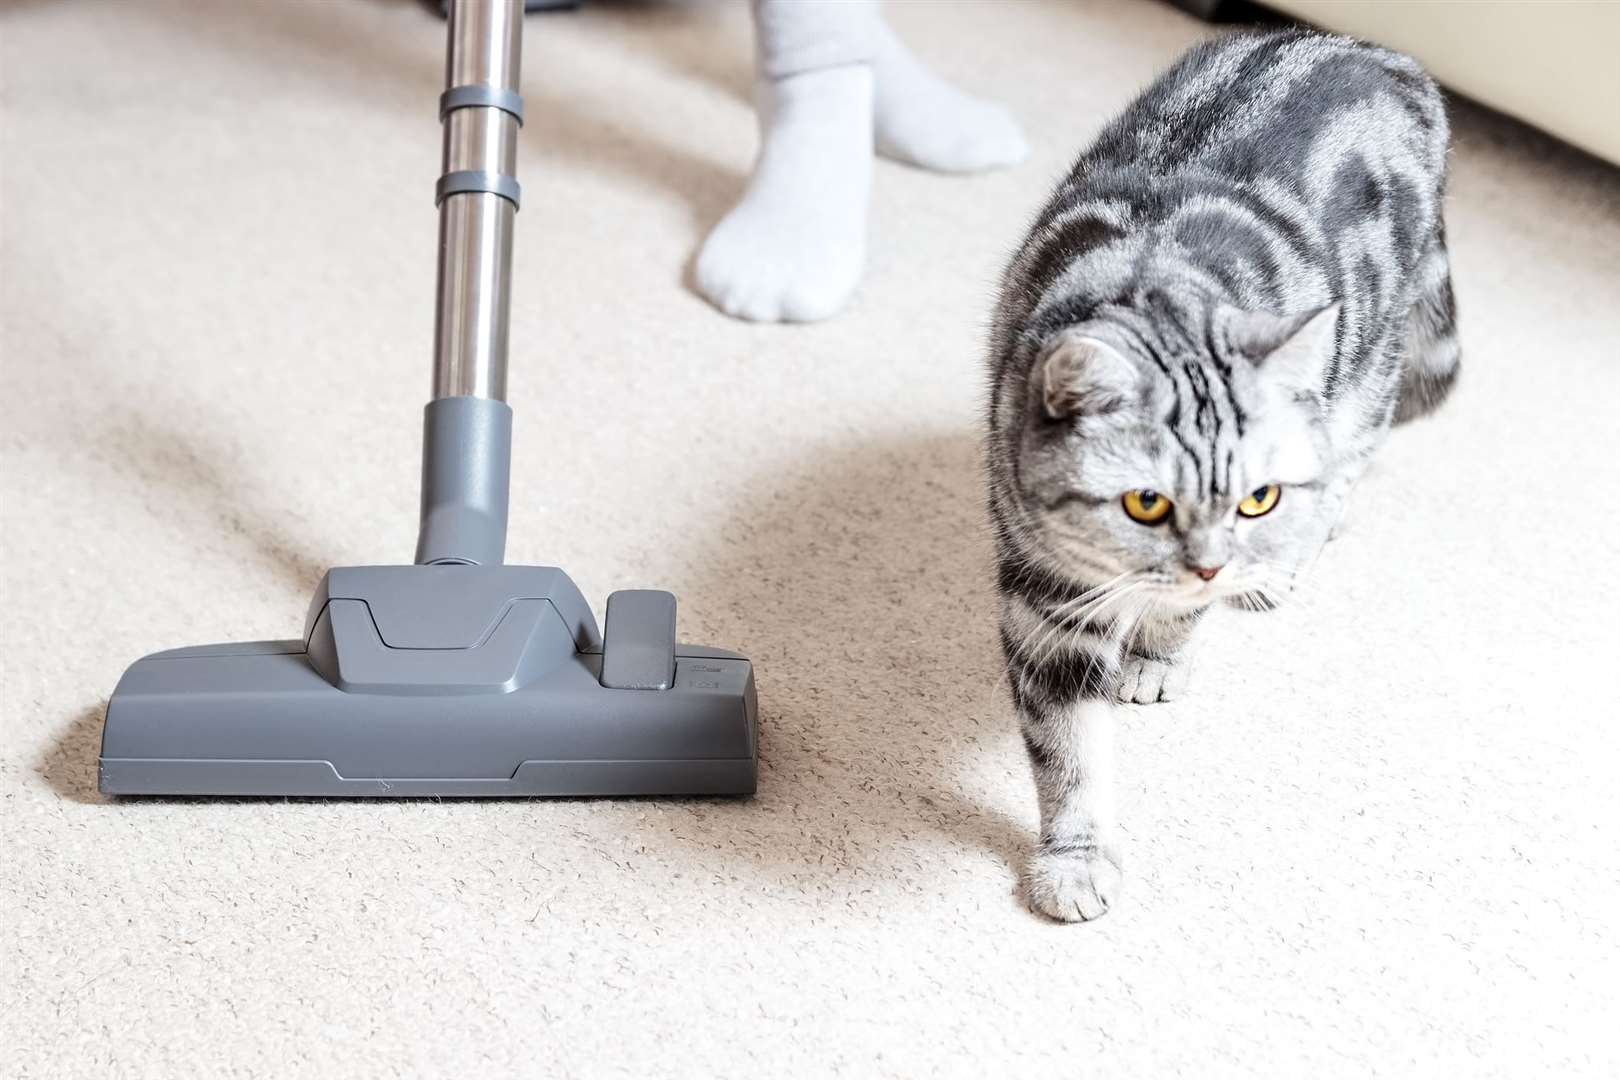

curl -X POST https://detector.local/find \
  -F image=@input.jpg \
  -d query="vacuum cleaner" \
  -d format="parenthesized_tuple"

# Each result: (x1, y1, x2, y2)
(98, 0, 758, 797)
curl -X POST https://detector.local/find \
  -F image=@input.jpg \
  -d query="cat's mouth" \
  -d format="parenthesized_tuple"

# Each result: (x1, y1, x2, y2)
(1162, 570, 1258, 609)
(1156, 583, 1224, 611)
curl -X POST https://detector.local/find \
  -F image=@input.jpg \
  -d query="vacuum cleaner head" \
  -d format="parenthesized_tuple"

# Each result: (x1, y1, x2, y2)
(100, 565, 757, 796)
(100, 3, 757, 798)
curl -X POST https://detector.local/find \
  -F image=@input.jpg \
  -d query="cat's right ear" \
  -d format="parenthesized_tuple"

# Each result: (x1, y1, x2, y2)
(1221, 303, 1340, 393)
(1035, 332, 1138, 420)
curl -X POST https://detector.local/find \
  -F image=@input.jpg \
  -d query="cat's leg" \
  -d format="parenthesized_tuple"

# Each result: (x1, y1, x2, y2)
(1393, 222, 1461, 423)
(1004, 614, 1125, 922)
(695, 1, 878, 323)
(870, 19, 1027, 173)
(1117, 610, 1201, 705)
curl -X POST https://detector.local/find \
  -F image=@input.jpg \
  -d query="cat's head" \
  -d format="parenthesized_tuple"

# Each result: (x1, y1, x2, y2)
(1012, 302, 1342, 612)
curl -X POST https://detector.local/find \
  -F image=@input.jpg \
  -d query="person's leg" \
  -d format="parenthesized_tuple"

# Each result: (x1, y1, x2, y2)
(694, 0, 877, 324)
(872, 19, 1027, 173)
(695, 1, 1027, 323)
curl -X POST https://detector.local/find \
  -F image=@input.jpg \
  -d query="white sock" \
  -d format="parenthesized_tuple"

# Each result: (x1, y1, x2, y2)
(695, 64, 873, 324)
(871, 21, 1028, 174)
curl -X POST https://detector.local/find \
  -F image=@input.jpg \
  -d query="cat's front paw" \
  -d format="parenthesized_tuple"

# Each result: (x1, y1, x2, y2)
(1024, 845, 1124, 922)
(1117, 655, 1191, 704)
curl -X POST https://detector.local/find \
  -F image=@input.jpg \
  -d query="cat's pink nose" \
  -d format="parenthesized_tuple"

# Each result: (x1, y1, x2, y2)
(1188, 564, 1224, 582)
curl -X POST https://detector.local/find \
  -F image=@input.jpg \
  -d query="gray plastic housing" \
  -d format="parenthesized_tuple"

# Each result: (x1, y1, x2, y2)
(415, 397, 511, 566)
(600, 590, 677, 690)
(99, 565, 757, 797)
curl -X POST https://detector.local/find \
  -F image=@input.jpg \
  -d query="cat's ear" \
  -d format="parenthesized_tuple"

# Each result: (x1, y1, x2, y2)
(1224, 303, 1340, 392)
(1036, 332, 1138, 419)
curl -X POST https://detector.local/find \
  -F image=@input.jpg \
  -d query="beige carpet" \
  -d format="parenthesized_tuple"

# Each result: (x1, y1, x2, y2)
(4, 1, 1617, 1075)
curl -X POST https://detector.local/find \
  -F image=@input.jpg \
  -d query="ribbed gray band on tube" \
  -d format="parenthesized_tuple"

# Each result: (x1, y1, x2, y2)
(435, 169, 522, 209)
(439, 84, 525, 125)
(414, 395, 512, 567)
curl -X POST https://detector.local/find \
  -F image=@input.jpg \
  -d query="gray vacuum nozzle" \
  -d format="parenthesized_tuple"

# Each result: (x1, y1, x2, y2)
(100, 565, 757, 797)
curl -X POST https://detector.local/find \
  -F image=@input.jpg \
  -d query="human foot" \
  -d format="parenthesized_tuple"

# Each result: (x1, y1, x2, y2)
(695, 64, 873, 323)
(871, 22, 1028, 174)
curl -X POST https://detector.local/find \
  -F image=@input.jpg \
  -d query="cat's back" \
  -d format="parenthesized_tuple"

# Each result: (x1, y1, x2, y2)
(990, 30, 1457, 438)
(996, 29, 1451, 340)
(1084, 29, 1448, 189)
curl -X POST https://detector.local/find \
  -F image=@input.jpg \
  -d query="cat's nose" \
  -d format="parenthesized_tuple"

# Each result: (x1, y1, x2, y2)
(1188, 564, 1224, 582)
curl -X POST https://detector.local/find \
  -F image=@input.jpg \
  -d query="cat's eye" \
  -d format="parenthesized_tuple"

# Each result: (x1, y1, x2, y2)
(1122, 489, 1173, 525)
(1238, 484, 1281, 518)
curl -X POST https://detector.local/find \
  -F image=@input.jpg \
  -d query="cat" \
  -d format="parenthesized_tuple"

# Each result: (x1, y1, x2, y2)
(984, 29, 1458, 922)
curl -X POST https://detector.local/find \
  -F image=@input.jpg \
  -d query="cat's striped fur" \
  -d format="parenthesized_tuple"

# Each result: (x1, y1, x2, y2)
(984, 30, 1457, 922)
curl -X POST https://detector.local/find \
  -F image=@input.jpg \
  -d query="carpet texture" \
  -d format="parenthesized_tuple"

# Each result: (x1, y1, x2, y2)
(3, 1, 1617, 1076)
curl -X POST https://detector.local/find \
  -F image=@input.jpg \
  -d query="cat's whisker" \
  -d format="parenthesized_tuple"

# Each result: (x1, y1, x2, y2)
(1042, 569, 1135, 622)
(1040, 575, 1139, 635)
(1262, 572, 1329, 608)
(1028, 580, 1147, 671)
(1089, 581, 1150, 632)
(1246, 572, 1322, 613)
(1023, 585, 1132, 671)
(1235, 561, 1330, 610)
(1099, 584, 1160, 651)
(1116, 589, 1160, 654)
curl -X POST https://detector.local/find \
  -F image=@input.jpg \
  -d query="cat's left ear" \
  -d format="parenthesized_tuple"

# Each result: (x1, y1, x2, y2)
(1035, 331, 1139, 419)
(1222, 303, 1341, 393)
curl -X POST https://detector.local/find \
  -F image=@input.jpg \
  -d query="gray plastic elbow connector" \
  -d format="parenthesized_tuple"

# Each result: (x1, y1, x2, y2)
(415, 395, 512, 566)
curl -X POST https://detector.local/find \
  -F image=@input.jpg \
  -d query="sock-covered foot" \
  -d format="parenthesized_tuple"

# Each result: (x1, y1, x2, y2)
(871, 22, 1027, 173)
(695, 64, 873, 323)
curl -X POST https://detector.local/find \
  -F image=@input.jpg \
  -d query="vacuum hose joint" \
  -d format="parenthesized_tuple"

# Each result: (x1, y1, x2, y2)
(415, 395, 513, 567)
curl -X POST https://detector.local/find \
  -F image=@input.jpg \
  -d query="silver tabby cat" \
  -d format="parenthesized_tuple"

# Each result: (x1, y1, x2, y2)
(985, 30, 1458, 922)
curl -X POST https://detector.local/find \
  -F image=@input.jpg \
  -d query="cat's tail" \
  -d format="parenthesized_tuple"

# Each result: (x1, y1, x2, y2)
(1393, 222, 1461, 424)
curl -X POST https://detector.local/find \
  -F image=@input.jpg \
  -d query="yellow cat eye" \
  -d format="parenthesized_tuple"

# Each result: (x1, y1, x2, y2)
(1122, 489, 1173, 525)
(1238, 484, 1282, 518)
